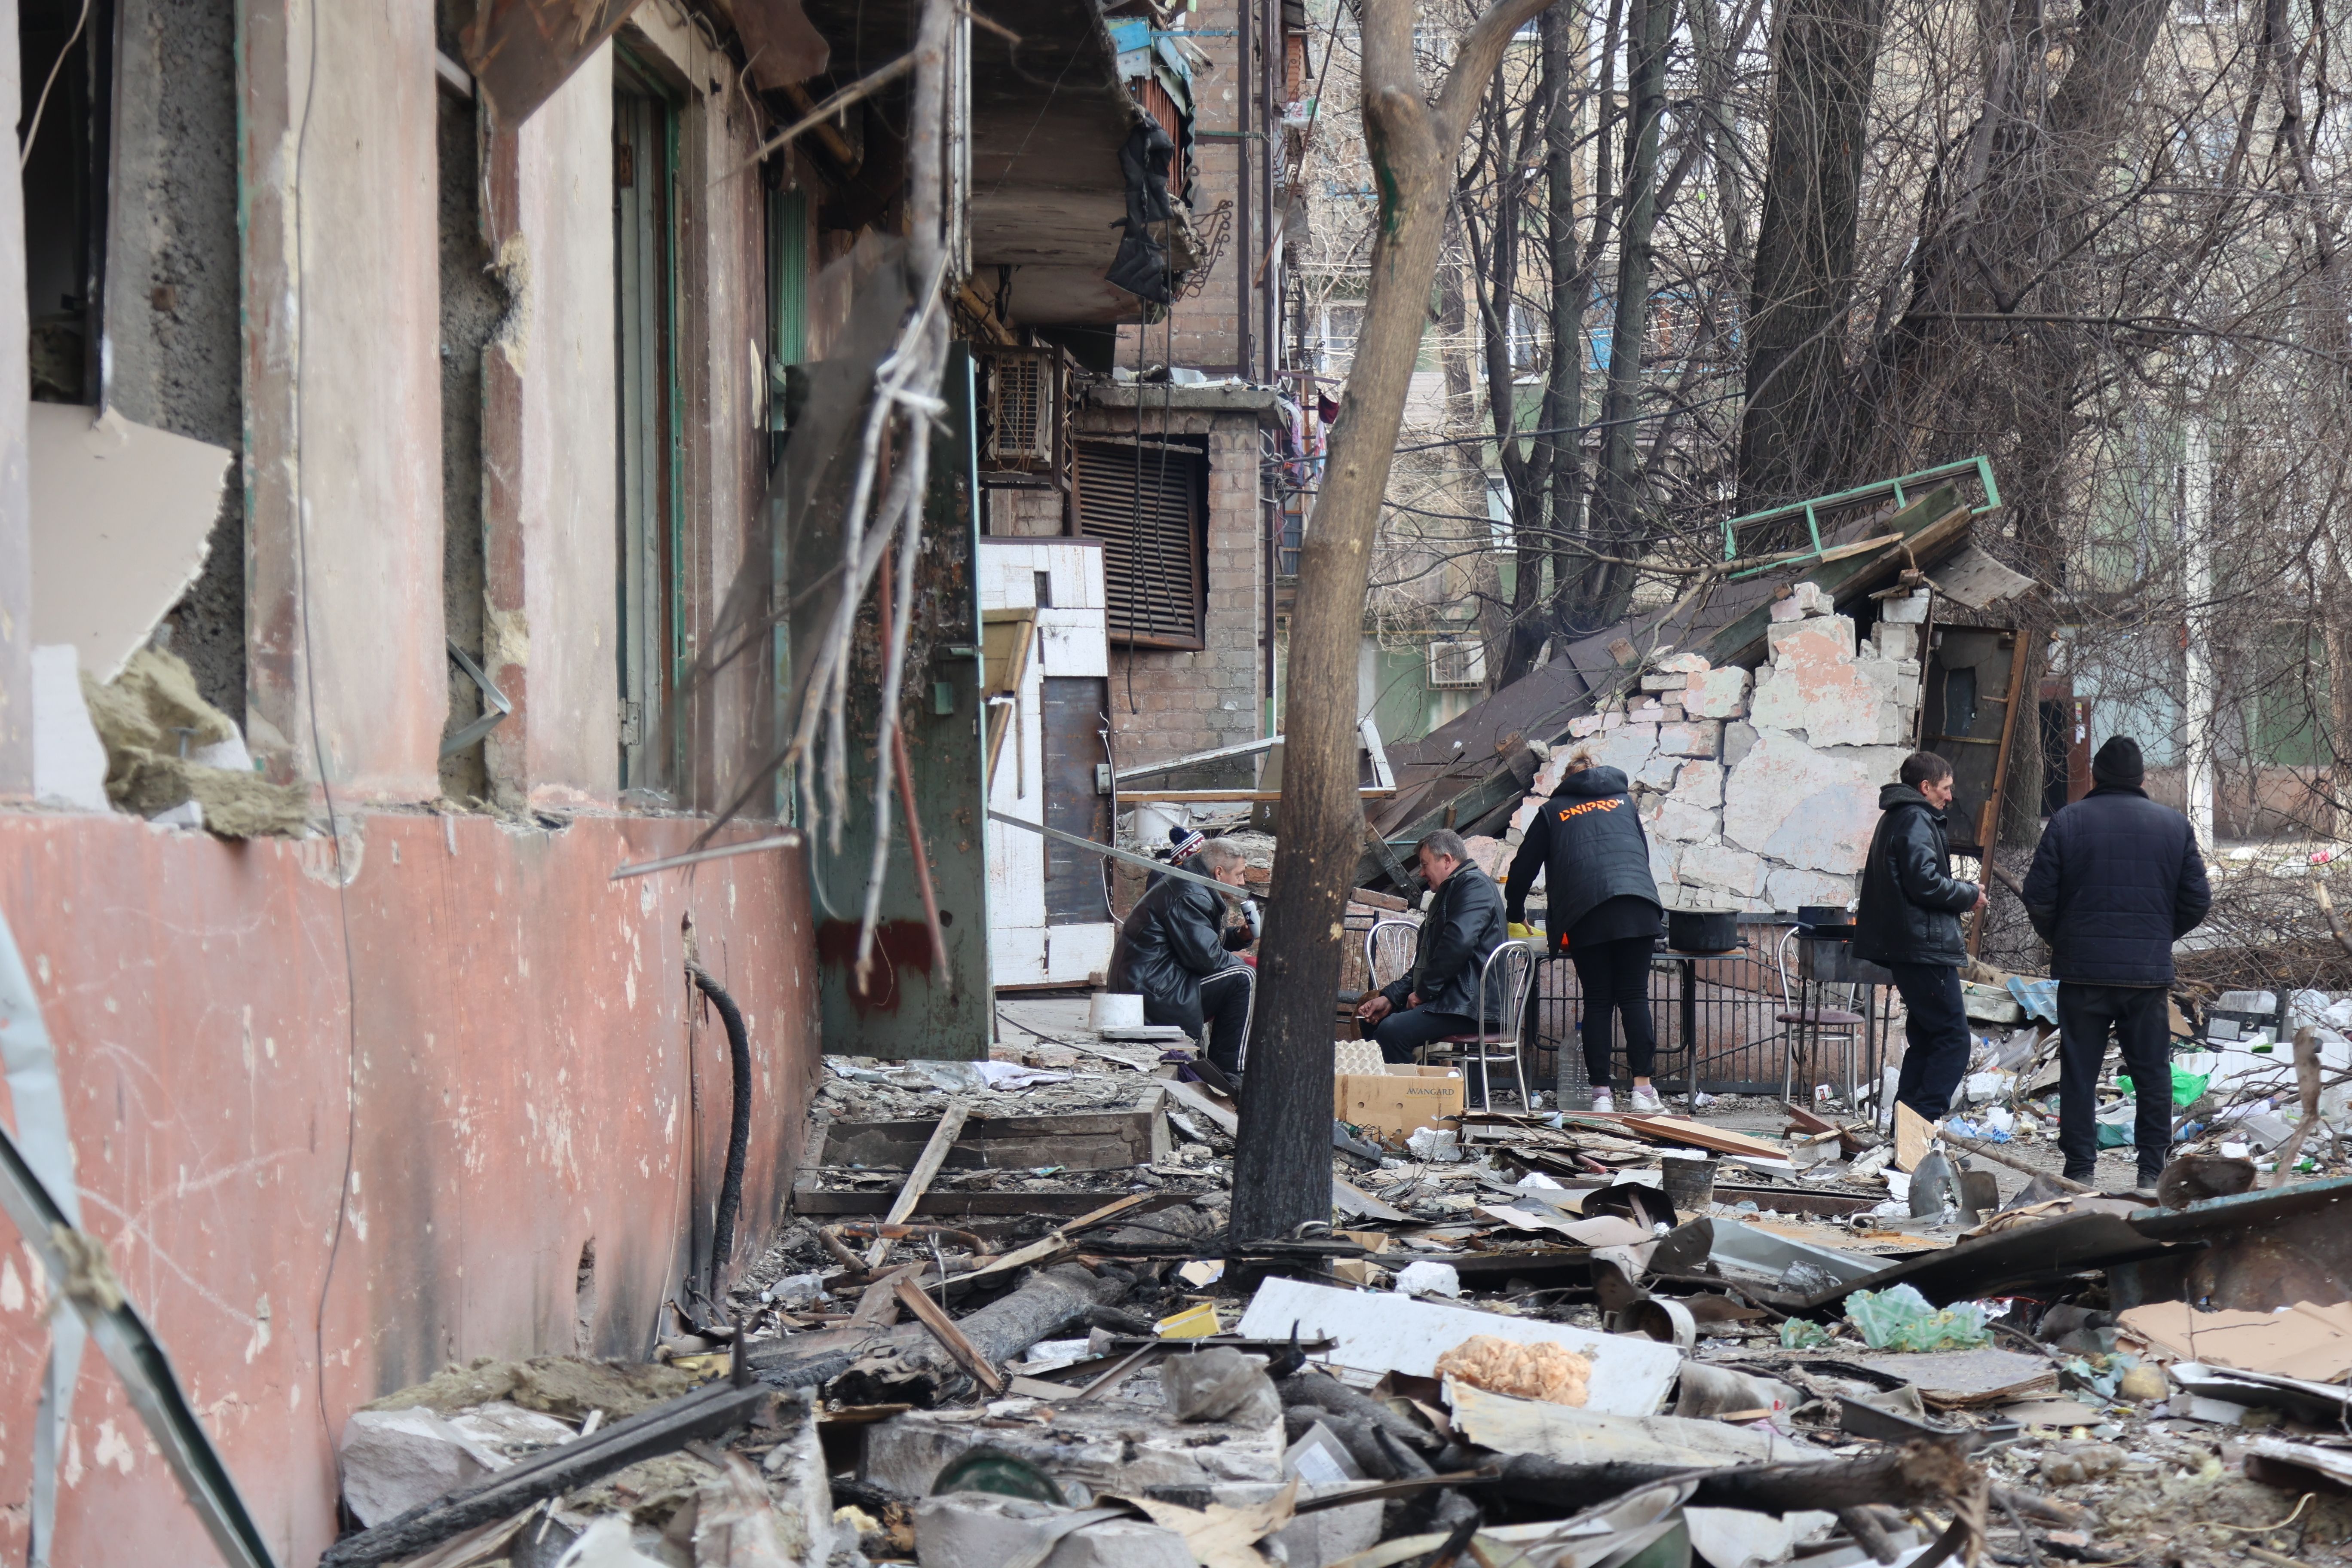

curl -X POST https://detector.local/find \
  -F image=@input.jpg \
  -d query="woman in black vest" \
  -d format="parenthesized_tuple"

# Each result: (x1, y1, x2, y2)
(1504, 753, 1665, 1113)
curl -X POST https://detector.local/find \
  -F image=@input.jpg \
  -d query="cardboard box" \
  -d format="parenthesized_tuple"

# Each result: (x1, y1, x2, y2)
(1335, 1064, 1464, 1140)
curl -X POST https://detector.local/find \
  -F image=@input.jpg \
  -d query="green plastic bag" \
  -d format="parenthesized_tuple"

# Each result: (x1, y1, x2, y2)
(1777, 1318, 1833, 1348)
(2118, 1068, 2209, 1106)
(1844, 1283, 1992, 1351)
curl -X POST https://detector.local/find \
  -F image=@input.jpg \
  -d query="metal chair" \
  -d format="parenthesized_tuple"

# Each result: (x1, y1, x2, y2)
(1426, 939, 1543, 1111)
(1772, 925, 1866, 1108)
(1364, 916, 1421, 994)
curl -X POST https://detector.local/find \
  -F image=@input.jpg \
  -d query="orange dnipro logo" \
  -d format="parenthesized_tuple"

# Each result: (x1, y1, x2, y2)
(1554, 798, 1621, 823)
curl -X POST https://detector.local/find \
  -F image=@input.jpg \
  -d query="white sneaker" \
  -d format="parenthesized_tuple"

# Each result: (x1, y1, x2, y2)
(1589, 1089, 1615, 1113)
(1629, 1085, 1664, 1114)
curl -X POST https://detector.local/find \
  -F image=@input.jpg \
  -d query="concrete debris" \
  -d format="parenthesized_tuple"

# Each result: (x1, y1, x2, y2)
(318, 986, 2352, 1568)
(80, 646, 309, 836)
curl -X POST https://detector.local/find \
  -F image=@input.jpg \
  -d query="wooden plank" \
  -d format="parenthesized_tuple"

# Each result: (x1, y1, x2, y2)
(894, 1275, 1006, 1393)
(1894, 1102, 1933, 1172)
(791, 1188, 1194, 1218)
(1120, 788, 1396, 803)
(866, 1101, 972, 1266)
(949, 1192, 1157, 1286)
(1614, 1114, 1788, 1162)
(851, 1263, 925, 1327)
(1163, 1077, 1239, 1134)
(821, 1099, 1167, 1172)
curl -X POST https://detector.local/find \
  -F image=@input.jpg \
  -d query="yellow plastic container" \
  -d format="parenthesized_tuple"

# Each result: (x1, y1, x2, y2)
(1155, 1302, 1222, 1338)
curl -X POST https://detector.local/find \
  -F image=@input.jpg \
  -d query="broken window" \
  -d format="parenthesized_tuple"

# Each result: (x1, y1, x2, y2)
(1072, 438, 1207, 650)
(615, 50, 681, 792)
(19, 0, 108, 404)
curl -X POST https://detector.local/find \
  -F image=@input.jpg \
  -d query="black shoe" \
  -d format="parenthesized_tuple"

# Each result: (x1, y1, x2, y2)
(2061, 1167, 2096, 1185)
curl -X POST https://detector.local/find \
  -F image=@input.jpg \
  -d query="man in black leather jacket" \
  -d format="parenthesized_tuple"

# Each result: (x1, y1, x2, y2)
(1107, 837, 1256, 1076)
(1854, 751, 1984, 1123)
(2021, 735, 2211, 1191)
(1355, 830, 1508, 1065)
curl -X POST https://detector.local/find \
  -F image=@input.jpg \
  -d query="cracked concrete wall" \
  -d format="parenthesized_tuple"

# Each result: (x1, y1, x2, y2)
(1521, 592, 1932, 913)
(108, 0, 248, 723)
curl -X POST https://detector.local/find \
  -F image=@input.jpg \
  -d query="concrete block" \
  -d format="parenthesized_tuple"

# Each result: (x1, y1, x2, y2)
(1658, 721, 1720, 758)
(1721, 732, 1883, 874)
(1764, 614, 1856, 662)
(1639, 673, 1688, 692)
(1678, 842, 1767, 898)
(1634, 752, 1683, 791)
(1721, 722, 1759, 769)
(1590, 723, 1658, 778)
(914, 1494, 1193, 1568)
(1629, 700, 1667, 723)
(1670, 760, 1724, 808)
(1660, 704, 1685, 722)
(1768, 595, 1807, 623)
(1879, 591, 1931, 624)
(1764, 867, 1858, 914)
(1790, 582, 1834, 616)
(1566, 714, 1605, 738)
(1682, 666, 1750, 720)
(340, 1407, 508, 1528)
(1645, 798, 1719, 844)
(1655, 652, 1711, 674)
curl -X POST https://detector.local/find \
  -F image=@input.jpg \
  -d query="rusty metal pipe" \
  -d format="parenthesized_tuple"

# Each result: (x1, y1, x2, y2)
(688, 965, 754, 1292)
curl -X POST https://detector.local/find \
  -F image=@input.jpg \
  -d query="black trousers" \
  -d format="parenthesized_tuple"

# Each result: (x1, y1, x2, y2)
(1570, 937, 1657, 1087)
(1144, 966, 1254, 1075)
(1889, 962, 1970, 1122)
(1365, 1005, 1479, 1064)
(2056, 981, 2171, 1180)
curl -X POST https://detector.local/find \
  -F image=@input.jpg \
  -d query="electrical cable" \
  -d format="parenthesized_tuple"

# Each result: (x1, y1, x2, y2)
(16, 0, 92, 172)
(288, 0, 367, 1479)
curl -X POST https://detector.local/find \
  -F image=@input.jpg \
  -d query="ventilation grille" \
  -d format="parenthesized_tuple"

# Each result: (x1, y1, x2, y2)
(1073, 441, 1206, 649)
(1427, 639, 1488, 689)
(982, 349, 1056, 467)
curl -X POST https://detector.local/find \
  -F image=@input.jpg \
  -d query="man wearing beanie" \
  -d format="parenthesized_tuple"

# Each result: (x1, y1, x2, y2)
(2022, 735, 2211, 1197)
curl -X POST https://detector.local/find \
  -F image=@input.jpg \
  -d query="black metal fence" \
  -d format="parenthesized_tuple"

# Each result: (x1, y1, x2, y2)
(1525, 918, 1895, 1106)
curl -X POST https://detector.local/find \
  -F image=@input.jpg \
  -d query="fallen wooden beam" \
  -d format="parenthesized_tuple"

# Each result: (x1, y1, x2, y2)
(949, 1193, 1156, 1286)
(866, 1100, 972, 1267)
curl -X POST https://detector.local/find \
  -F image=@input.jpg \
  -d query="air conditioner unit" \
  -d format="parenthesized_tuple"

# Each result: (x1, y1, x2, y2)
(1427, 639, 1487, 689)
(980, 348, 1057, 469)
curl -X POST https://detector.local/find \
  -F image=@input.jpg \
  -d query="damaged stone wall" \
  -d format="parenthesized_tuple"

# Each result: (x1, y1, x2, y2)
(1518, 588, 1930, 912)
(0, 812, 822, 1566)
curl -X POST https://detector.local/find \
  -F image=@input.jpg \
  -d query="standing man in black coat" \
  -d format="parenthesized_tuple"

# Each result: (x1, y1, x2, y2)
(1504, 753, 1665, 1113)
(2021, 736, 2211, 1194)
(1107, 838, 1258, 1078)
(1355, 830, 1508, 1064)
(1854, 751, 1985, 1124)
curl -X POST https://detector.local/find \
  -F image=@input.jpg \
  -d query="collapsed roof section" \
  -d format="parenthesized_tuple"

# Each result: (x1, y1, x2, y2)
(1363, 462, 2035, 885)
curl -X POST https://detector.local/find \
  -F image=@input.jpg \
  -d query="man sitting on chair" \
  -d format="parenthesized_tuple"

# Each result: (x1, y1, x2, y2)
(1355, 830, 1507, 1064)
(1107, 836, 1257, 1080)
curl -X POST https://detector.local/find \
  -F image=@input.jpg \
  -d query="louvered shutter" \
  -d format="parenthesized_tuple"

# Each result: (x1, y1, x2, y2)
(1072, 441, 1207, 649)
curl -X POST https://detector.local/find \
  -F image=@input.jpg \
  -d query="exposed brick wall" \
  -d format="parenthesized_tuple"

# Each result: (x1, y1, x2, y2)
(1075, 405, 1266, 768)
(984, 484, 1065, 536)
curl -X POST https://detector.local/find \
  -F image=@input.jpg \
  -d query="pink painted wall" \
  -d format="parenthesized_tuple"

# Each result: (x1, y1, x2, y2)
(0, 809, 819, 1564)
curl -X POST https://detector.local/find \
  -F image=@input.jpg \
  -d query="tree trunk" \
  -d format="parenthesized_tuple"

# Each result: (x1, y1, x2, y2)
(1231, 0, 1562, 1243)
(1586, 0, 1675, 625)
(1536, 3, 1585, 655)
(1735, 0, 1888, 510)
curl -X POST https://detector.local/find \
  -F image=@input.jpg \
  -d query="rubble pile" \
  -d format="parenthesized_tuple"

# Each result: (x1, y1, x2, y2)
(315, 995, 2352, 1567)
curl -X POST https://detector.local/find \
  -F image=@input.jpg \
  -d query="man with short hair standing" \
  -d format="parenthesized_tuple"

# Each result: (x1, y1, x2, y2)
(1355, 829, 1508, 1065)
(2021, 736, 2211, 1195)
(1855, 751, 1985, 1124)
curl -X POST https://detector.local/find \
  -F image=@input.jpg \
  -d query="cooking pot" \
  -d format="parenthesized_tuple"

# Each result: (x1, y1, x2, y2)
(1797, 903, 1855, 939)
(1666, 909, 1739, 953)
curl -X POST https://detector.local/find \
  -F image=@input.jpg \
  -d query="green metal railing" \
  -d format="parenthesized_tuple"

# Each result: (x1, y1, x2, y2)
(1718, 456, 2002, 579)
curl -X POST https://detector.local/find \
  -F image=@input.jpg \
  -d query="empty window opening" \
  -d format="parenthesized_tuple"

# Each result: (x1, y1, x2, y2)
(615, 52, 682, 793)
(20, 0, 109, 405)
(438, 2, 501, 801)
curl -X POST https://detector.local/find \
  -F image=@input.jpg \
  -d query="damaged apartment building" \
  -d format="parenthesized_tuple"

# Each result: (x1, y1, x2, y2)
(0, 0, 1244, 1557)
